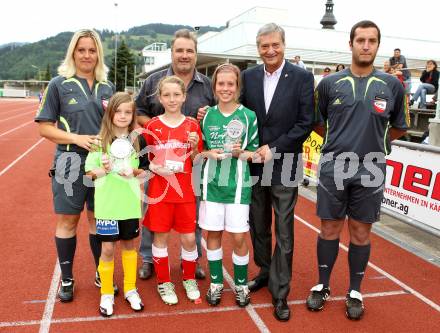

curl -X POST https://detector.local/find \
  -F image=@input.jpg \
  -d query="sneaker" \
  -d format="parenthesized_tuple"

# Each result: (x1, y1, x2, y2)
(95, 271, 119, 296)
(125, 289, 144, 312)
(306, 284, 330, 311)
(99, 294, 114, 317)
(345, 290, 364, 320)
(157, 282, 178, 305)
(183, 279, 201, 301)
(206, 283, 224, 306)
(235, 285, 250, 307)
(58, 279, 74, 302)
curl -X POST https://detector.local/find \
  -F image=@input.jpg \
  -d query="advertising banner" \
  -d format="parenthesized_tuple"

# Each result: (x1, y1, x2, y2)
(384, 145, 440, 231)
(302, 131, 323, 181)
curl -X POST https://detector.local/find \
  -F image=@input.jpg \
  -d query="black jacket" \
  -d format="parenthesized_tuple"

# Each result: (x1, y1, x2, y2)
(420, 70, 439, 92)
(240, 61, 314, 185)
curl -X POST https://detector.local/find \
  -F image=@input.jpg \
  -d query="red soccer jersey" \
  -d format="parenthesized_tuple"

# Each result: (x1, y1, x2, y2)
(143, 116, 202, 203)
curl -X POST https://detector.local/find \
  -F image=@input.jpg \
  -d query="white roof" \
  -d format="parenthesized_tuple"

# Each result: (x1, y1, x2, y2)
(198, 16, 440, 69)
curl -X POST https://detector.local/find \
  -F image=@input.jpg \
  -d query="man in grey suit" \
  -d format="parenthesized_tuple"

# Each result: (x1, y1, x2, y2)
(240, 23, 314, 321)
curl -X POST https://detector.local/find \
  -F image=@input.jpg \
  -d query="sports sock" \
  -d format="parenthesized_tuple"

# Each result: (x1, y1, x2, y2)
(348, 242, 371, 292)
(181, 247, 198, 280)
(89, 234, 102, 269)
(317, 236, 340, 287)
(98, 259, 114, 295)
(55, 236, 76, 280)
(122, 249, 138, 293)
(232, 252, 249, 286)
(152, 244, 170, 284)
(207, 247, 223, 284)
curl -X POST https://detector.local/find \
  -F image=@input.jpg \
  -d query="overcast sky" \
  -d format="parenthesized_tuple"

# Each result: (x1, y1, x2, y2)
(2, 0, 439, 45)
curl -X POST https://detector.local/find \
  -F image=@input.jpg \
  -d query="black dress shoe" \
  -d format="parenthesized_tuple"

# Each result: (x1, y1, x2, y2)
(273, 298, 290, 321)
(138, 262, 154, 280)
(195, 262, 206, 280)
(247, 276, 268, 292)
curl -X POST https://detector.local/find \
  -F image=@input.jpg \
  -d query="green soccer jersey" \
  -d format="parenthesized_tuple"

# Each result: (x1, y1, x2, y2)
(85, 147, 141, 220)
(201, 105, 259, 204)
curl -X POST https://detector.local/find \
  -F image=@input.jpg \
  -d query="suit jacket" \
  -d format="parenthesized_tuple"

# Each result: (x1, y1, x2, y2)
(240, 61, 314, 185)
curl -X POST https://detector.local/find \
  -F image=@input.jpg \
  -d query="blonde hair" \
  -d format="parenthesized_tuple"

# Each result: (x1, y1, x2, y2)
(99, 92, 139, 154)
(212, 63, 241, 102)
(156, 75, 186, 96)
(58, 29, 108, 82)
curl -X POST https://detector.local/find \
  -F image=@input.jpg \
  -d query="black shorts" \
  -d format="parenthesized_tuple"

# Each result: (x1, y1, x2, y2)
(51, 151, 94, 214)
(96, 218, 140, 242)
(317, 159, 386, 223)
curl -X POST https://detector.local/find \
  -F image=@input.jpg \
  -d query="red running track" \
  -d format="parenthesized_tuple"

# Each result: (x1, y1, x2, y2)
(0, 99, 439, 332)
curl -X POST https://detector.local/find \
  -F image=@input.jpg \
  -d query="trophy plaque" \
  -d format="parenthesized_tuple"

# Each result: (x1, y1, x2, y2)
(220, 118, 244, 158)
(109, 137, 133, 173)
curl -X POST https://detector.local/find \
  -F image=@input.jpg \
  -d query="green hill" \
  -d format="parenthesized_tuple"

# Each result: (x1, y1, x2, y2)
(0, 24, 223, 80)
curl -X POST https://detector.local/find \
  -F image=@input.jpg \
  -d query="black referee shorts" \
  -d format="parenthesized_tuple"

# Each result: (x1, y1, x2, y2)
(317, 159, 386, 223)
(51, 151, 94, 214)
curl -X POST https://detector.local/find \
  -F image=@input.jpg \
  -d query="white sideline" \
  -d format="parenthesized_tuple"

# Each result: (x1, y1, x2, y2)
(201, 238, 270, 333)
(0, 138, 44, 177)
(0, 120, 34, 138)
(294, 214, 440, 313)
(0, 110, 35, 123)
(252, 290, 407, 308)
(39, 261, 61, 333)
(0, 104, 36, 115)
(0, 290, 407, 328)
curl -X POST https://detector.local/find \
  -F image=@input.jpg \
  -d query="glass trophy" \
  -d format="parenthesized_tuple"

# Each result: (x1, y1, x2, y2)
(221, 118, 244, 158)
(109, 137, 133, 173)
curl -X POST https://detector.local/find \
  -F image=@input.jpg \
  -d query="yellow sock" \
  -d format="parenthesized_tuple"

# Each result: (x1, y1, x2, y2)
(98, 259, 114, 295)
(122, 250, 137, 293)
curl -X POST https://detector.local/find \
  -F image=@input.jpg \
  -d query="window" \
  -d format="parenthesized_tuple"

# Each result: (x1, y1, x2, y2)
(144, 56, 155, 65)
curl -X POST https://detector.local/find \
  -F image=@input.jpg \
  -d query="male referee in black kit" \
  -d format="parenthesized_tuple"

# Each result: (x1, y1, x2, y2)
(306, 20, 409, 320)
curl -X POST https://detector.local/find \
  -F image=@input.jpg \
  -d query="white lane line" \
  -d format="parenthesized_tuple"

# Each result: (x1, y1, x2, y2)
(295, 214, 440, 313)
(0, 138, 45, 177)
(0, 290, 408, 328)
(0, 110, 35, 123)
(252, 290, 408, 308)
(0, 105, 36, 115)
(0, 120, 34, 138)
(39, 260, 61, 333)
(201, 238, 270, 333)
(0, 305, 246, 327)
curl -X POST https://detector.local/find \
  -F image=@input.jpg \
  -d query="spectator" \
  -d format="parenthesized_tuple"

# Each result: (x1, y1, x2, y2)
(410, 60, 439, 109)
(323, 67, 331, 77)
(335, 64, 345, 72)
(292, 55, 306, 70)
(383, 60, 393, 74)
(383, 60, 405, 86)
(389, 48, 411, 93)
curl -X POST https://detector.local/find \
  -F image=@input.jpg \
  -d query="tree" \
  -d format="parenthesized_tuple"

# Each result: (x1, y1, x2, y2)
(44, 63, 51, 81)
(108, 39, 135, 91)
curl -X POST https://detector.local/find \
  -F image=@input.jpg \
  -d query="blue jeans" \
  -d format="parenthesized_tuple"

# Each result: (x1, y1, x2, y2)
(413, 83, 435, 108)
(139, 198, 203, 263)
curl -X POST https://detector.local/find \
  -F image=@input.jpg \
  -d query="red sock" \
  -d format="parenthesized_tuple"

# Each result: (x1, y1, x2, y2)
(182, 259, 196, 280)
(153, 256, 170, 283)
